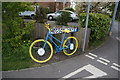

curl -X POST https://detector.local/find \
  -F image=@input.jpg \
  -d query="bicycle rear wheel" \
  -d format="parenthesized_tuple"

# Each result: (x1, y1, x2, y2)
(29, 39, 53, 63)
(63, 37, 78, 56)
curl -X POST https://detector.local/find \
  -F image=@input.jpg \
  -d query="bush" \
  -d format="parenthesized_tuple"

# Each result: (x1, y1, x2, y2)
(44, 7, 50, 14)
(3, 20, 35, 48)
(2, 2, 36, 48)
(64, 7, 75, 12)
(35, 6, 49, 23)
(56, 11, 72, 26)
(2, 43, 32, 71)
(2, 3, 35, 70)
(79, 13, 111, 41)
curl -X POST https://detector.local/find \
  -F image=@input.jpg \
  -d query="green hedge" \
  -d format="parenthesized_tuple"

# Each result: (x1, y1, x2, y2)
(64, 7, 75, 12)
(79, 13, 111, 41)
(56, 11, 72, 26)
(35, 6, 49, 23)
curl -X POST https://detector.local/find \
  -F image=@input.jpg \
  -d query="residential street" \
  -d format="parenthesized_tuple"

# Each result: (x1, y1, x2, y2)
(2, 21, 119, 79)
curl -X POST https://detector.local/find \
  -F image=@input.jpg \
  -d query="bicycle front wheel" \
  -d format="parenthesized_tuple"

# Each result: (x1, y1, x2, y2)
(29, 39, 53, 63)
(63, 37, 78, 56)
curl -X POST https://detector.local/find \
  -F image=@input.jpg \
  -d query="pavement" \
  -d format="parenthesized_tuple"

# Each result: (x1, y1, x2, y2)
(1, 21, 120, 79)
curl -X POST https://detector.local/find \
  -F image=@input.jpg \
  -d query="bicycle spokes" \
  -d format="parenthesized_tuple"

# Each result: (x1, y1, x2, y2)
(63, 37, 78, 56)
(29, 40, 53, 63)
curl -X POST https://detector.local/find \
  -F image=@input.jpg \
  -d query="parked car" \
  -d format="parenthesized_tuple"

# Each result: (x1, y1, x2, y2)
(19, 6, 39, 19)
(47, 10, 79, 21)
(19, 11, 36, 19)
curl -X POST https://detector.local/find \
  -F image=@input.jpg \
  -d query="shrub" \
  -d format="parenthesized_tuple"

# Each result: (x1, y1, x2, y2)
(44, 7, 50, 14)
(56, 11, 72, 26)
(35, 6, 49, 23)
(79, 13, 111, 41)
(2, 2, 36, 48)
(2, 2, 35, 70)
(2, 43, 32, 71)
(64, 7, 75, 12)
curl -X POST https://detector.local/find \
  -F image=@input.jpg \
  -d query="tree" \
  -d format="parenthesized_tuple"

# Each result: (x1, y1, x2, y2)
(35, 6, 49, 23)
(2, 2, 35, 48)
(55, 11, 72, 26)
(75, 2, 115, 16)
(64, 7, 75, 12)
(2, 2, 37, 71)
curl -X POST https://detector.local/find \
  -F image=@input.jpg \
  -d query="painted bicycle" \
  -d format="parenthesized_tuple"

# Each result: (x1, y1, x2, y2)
(29, 23, 78, 63)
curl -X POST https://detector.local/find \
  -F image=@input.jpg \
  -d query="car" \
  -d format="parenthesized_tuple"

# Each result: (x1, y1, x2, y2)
(19, 6, 39, 19)
(19, 11, 36, 19)
(47, 10, 79, 21)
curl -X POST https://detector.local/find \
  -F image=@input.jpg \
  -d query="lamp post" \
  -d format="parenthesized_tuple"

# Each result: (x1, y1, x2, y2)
(82, 0, 90, 52)
(109, 0, 119, 35)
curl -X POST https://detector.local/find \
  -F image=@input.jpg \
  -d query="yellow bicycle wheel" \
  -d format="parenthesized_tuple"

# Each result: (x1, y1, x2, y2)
(29, 39, 53, 63)
(63, 37, 78, 56)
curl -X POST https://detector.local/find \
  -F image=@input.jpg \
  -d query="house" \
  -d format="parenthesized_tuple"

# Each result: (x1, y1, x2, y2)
(34, 2, 71, 12)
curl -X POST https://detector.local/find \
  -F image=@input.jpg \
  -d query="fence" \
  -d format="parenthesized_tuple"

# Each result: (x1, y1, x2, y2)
(31, 23, 90, 49)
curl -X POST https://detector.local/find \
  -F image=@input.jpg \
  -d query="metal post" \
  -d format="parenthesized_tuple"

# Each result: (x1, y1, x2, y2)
(63, 0, 66, 9)
(109, 0, 119, 35)
(82, 0, 90, 52)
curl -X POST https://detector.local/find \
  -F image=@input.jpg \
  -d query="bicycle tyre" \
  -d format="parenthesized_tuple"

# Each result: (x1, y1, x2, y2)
(63, 36, 78, 56)
(29, 39, 53, 63)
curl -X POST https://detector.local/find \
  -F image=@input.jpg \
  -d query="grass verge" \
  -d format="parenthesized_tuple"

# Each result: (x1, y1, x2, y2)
(88, 36, 109, 50)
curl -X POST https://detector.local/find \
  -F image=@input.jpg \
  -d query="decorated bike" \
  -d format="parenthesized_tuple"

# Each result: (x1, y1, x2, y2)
(29, 23, 78, 63)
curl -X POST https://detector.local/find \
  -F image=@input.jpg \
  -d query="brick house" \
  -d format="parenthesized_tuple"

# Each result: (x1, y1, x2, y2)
(34, 2, 71, 12)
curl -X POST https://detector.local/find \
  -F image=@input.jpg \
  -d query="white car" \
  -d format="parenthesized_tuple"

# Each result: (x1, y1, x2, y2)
(19, 11, 36, 19)
(47, 10, 79, 21)
(19, 6, 39, 19)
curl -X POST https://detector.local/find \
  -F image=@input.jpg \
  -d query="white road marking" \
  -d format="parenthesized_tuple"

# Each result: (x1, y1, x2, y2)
(62, 66, 85, 78)
(62, 64, 107, 78)
(116, 37, 120, 41)
(88, 53, 98, 57)
(111, 66, 120, 72)
(59, 70, 60, 73)
(99, 57, 110, 63)
(97, 60, 108, 65)
(85, 55, 95, 59)
(84, 64, 107, 78)
(113, 63, 120, 68)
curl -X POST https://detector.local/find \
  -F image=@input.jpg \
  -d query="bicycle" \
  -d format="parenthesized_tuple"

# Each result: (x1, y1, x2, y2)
(29, 23, 78, 63)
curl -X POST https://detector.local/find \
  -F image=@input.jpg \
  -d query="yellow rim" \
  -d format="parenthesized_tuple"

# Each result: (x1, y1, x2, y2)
(63, 37, 78, 56)
(29, 39, 53, 63)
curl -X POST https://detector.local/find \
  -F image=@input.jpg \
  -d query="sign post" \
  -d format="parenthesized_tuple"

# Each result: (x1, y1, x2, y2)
(82, 0, 90, 52)
(109, 0, 119, 35)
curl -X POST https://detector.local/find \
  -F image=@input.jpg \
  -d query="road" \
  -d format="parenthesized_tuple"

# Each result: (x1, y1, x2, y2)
(2, 21, 120, 79)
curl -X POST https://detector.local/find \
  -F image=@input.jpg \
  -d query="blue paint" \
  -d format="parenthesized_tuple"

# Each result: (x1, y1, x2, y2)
(43, 31, 70, 53)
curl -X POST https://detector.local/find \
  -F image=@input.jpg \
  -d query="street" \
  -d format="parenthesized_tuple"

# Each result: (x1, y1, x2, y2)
(2, 21, 119, 79)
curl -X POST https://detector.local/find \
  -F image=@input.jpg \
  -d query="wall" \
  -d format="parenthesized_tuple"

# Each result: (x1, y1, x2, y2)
(31, 23, 90, 50)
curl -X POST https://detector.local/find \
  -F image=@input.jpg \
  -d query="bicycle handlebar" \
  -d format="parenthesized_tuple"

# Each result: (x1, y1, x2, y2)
(45, 23, 51, 31)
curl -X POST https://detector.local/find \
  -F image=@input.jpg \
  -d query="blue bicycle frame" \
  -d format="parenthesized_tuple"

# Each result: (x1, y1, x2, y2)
(43, 31, 70, 52)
